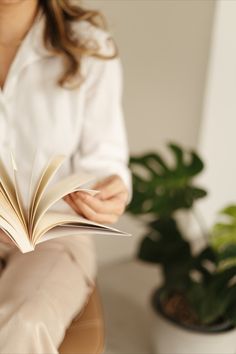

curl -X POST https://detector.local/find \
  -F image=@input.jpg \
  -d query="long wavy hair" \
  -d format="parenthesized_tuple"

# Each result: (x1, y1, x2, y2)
(40, 0, 118, 88)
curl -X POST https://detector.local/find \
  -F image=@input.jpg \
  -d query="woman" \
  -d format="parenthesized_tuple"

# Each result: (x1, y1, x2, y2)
(0, 0, 131, 353)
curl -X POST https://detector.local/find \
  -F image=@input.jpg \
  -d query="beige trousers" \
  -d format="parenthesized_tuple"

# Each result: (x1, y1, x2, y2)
(0, 235, 97, 354)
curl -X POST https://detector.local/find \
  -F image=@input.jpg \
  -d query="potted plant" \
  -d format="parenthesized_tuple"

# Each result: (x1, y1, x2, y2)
(127, 143, 236, 354)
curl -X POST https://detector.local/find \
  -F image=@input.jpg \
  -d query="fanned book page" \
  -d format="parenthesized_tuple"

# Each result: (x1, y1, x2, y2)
(0, 154, 131, 253)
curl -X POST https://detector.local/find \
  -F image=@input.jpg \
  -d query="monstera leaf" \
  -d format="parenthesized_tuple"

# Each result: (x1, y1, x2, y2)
(127, 143, 206, 218)
(138, 218, 194, 291)
(138, 216, 236, 325)
(186, 266, 236, 325)
(138, 218, 191, 264)
(211, 205, 236, 268)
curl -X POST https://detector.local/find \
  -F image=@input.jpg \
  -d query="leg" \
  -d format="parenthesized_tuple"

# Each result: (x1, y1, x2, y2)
(0, 236, 97, 354)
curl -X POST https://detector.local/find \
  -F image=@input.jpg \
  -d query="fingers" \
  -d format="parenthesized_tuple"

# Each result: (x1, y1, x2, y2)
(72, 192, 126, 215)
(64, 193, 117, 223)
(70, 192, 126, 224)
(64, 194, 83, 215)
(73, 200, 117, 224)
(93, 175, 128, 201)
(63, 174, 129, 224)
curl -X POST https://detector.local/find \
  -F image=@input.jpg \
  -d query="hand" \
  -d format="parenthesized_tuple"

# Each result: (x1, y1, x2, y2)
(0, 229, 16, 247)
(64, 175, 129, 224)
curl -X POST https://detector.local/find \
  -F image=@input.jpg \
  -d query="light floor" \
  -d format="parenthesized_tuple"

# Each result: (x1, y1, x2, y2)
(97, 259, 162, 354)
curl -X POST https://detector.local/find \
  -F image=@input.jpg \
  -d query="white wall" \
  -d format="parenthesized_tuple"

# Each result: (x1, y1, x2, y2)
(194, 0, 236, 231)
(83, 0, 215, 265)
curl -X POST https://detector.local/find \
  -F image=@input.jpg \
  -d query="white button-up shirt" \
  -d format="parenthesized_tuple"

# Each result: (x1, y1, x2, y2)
(0, 10, 131, 200)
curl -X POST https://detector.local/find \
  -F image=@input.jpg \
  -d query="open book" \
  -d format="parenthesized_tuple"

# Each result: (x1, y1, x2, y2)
(0, 154, 130, 253)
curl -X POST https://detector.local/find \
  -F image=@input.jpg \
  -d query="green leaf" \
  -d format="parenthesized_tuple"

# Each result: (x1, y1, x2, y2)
(169, 144, 204, 177)
(218, 244, 236, 263)
(149, 217, 184, 238)
(221, 205, 236, 218)
(193, 247, 217, 282)
(137, 218, 192, 265)
(186, 282, 225, 324)
(138, 230, 191, 265)
(127, 143, 206, 218)
(137, 218, 194, 290)
(186, 267, 236, 324)
(211, 205, 236, 256)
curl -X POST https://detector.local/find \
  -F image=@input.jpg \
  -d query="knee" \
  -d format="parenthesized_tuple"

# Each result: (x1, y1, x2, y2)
(0, 310, 60, 353)
(16, 296, 64, 348)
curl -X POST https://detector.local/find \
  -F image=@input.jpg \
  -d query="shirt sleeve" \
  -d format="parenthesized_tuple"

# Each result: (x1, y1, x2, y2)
(72, 52, 132, 203)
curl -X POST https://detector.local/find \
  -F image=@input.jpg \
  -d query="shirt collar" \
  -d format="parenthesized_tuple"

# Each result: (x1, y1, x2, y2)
(1, 8, 57, 98)
(27, 7, 53, 59)
(25, 9, 52, 53)
(8, 8, 52, 81)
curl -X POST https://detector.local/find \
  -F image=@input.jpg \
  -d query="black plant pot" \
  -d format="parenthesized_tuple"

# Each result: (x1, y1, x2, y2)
(150, 288, 236, 354)
(151, 287, 233, 333)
